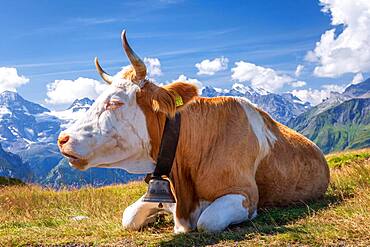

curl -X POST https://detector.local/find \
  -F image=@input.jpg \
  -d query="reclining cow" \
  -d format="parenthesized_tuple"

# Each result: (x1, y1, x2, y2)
(58, 30, 330, 233)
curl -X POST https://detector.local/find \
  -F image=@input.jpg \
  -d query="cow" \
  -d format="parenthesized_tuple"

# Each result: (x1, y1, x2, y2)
(58, 30, 330, 233)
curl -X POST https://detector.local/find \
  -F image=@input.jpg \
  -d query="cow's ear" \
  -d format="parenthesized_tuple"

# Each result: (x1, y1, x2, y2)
(151, 82, 199, 117)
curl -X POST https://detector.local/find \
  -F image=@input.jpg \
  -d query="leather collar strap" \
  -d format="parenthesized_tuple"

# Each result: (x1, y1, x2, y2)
(150, 112, 181, 179)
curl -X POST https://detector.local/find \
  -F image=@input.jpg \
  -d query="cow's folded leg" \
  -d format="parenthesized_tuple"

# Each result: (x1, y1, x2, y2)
(196, 194, 253, 232)
(122, 196, 162, 230)
(173, 216, 193, 234)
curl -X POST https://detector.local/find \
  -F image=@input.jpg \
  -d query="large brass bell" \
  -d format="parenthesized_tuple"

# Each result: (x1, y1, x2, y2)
(142, 176, 176, 203)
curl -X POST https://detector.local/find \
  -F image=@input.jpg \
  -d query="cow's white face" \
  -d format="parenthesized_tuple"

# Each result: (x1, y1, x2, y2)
(58, 77, 155, 174)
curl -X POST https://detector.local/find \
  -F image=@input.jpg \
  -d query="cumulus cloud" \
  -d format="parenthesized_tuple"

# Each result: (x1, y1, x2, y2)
(231, 61, 305, 92)
(290, 81, 306, 88)
(295, 64, 304, 77)
(45, 77, 108, 104)
(0, 67, 29, 93)
(173, 74, 203, 92)
(195, 57, 229, 75)
(351, 73, 364, 85)
(144, 57, 162, 77)
(306, 0, 370, 77)
(291, 84, 346, 105)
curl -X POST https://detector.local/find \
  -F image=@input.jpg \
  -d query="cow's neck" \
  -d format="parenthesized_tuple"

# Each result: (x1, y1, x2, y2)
(136, 86, 168, 162)
(136, 83, 202, 224)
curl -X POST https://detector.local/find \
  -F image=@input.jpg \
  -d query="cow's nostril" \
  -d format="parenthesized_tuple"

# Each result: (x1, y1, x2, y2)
(58, 134, 70, 147)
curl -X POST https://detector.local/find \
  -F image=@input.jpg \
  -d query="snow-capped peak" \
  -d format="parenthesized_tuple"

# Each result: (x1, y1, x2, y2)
(253, 87, 270, 96)
(0, 90, 49, 115)
(231, 83, 251, 94)
(48, 97, 94, 129)
(201, 83, 311, 124)
(231, 83, 270, 96)
(67, 98, 94, 112)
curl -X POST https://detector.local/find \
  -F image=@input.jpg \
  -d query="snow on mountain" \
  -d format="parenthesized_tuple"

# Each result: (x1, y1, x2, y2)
(343, 78, 370, 98)
(0, 91, 60, 151)
(294, 78, 370, 118)
(67, 98, 95, 112)
(49, 98, 95, 129)
(0, 92, 95, 152)
(201, 83, 311, 124)
(287, 77, 370, 153)
(231, 83, 269, 96)
(1, 79, 367, 186)
(1, 87, 309, 186)
(0, 93, 97, 184)
(0, 85, 312, 154)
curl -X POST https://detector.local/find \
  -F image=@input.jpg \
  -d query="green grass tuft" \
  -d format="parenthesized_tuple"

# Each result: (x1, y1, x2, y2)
(327, 149, 370, 168)
(0, 176, 25, 187)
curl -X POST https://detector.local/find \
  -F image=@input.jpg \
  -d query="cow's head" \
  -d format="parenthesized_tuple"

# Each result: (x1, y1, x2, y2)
(57, 30, 198, 173)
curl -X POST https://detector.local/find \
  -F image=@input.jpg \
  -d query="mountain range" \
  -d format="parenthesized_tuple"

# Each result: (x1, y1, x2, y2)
(0, 78, 369, 187)
(288, 78, 370, 153)
(202, 83, 311, 124)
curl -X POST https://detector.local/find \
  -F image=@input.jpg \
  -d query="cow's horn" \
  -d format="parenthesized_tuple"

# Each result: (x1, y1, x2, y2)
(94, 57, 113, 84)
(121, 30, 147, 82)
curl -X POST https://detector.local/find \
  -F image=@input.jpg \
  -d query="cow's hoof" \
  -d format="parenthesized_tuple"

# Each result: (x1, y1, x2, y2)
(121, 209, 141, 231)
(122, 219, 140, 231)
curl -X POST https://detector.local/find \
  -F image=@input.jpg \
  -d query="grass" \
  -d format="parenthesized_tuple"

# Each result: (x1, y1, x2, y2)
(0, 177, 25, 187)
(326, 148, 370, 168)
(0, 149, 369, 246)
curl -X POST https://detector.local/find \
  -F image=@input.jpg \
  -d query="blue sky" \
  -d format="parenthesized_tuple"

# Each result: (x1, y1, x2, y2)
(1, 0, 369, 109)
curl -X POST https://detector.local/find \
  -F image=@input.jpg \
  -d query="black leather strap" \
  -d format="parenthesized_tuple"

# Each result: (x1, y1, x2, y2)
(151, 112, 181, 178)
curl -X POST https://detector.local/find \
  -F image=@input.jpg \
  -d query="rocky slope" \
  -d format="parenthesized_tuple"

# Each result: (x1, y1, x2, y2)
(0, 144, 32, 181)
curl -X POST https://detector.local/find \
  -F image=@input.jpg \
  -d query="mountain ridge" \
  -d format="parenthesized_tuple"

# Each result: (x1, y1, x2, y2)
(0, 78, 369, 186)
(288, 79, 370, 153)
(201, 83, 311, 124)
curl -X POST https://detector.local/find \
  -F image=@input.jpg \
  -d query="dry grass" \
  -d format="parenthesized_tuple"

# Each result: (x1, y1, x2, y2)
(0, 148, 369, 246)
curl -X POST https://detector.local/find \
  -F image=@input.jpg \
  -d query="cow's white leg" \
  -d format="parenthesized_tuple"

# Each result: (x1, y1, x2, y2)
(196, 194, 256, 232)
(172, 200, 211, 234)
(122, 196, 163, 230)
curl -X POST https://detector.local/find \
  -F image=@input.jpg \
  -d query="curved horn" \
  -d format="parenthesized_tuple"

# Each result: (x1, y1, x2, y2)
(121, 30, 147, 82)
(94, 57, 113, 84)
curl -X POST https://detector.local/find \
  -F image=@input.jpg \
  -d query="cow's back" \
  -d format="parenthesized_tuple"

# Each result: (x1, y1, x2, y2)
(174, 96, 329, 218)
(255, 110, 330, 206)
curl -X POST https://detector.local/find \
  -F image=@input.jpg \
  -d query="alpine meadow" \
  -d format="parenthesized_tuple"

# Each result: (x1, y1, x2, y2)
(0, 0, 370, 246)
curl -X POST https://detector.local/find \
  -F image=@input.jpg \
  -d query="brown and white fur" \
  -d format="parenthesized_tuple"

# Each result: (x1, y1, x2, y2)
(58, 31, 329, 233)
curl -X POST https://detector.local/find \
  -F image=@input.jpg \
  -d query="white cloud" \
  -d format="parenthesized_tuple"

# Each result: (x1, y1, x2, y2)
(195, 57, 228, 75)
(291, 84, 346, 105)
(231, 61, 304, 92)
(290, 81, 306, 87)
(0, 67, 29, 93)
(295, 64, 304, 77)
(173, 74, 203, 92)
(351, 73, 364, 85)
(45, 77, 108, 104)
(144, 57, 162, 77)
(306, 0, 370, 77)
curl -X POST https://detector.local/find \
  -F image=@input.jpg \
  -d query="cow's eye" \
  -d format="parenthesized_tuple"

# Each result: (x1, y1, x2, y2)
(105, 99, 125, 110)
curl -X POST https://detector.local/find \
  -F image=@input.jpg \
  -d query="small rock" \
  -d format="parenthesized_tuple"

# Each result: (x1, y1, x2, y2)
(71, 215, 89, 221)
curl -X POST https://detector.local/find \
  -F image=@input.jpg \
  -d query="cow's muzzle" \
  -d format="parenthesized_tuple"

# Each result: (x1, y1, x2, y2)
(58, 133, 89, 170)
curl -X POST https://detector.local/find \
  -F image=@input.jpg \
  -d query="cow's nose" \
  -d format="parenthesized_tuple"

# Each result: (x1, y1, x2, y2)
(58, 133, 70, 148)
